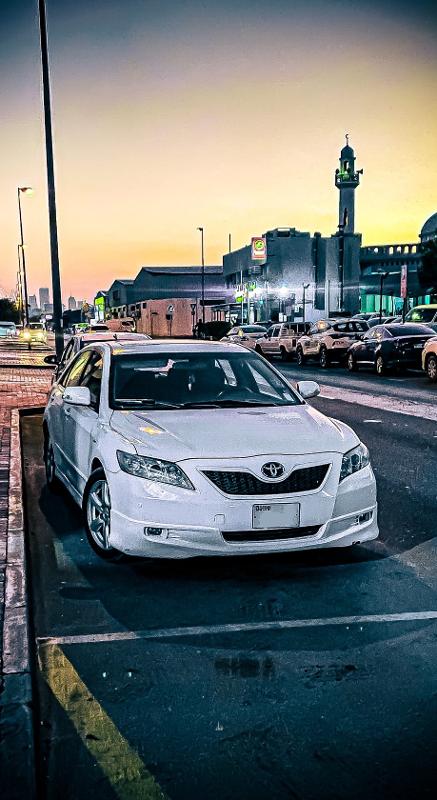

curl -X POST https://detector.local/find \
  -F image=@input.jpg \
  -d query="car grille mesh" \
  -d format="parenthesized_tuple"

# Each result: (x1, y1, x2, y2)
(203, 464, 329, 495)
(223, 526, 320, 543)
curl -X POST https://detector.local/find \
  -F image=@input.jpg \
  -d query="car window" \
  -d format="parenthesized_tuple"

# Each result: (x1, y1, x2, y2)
(317, 321, 331, 332)
(353, 321, 368, 332)
(308, 325, 317, 336)
(78, 351, 103, 410)
(62, 351, 93, 388)
(59, 340, 74, 368)
(363, 328, 376, 340)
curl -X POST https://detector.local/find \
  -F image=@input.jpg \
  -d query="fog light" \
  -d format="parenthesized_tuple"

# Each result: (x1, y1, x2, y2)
(356, 511, 372, 525)
(144, 526, 169, 538)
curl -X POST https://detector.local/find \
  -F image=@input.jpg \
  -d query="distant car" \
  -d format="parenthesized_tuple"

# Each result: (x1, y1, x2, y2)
(0, 321, 18, 338)
(421, 336, 437, 382)
(296, 319, 369, 368)
(220, 324, 268, 349)
(347, 323, 436, 375)
(21, 322, 48, 347)
(255, 322, 310, 361)
(45, 331, 151, 381)
(352, 313, 379, 321)
(404, 304, 437, 325)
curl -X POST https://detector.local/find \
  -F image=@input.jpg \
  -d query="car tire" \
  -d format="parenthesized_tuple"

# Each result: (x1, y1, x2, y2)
(83, 468, 123, 561)
(280, 347, 290, 362)
(347, 352, 358, 372)
(43, 431, 61, 492)
(375, 355, 387, 376)
(296, 347, 306, 367)
(426, 354, 437, 383)
(319, 346, 330, 369)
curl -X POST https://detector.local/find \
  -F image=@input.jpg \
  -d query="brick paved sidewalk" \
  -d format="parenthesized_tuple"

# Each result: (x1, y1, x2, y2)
(0, 366, 51, 666)
(0, 363, 52, 797)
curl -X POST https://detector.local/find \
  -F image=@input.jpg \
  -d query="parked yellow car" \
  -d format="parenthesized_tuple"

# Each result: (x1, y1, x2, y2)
(422, 336, 437, 382)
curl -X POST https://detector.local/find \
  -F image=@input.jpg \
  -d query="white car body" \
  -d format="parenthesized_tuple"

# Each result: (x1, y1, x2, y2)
(43, 340, 378, 559)
(221, 325, 268, 350)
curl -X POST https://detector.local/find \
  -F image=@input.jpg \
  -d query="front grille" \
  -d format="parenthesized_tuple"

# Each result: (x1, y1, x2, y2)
(223, 526, 320, 543)
(203, 464, 329, 496)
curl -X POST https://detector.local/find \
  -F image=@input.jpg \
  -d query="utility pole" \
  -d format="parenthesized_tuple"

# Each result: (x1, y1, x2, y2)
(17, 189, 31, 326)
(302, 283, 310, 326)
(228, 233, 232, 253)
(197, 227, 205, 323)
(38, 0, 64, 357)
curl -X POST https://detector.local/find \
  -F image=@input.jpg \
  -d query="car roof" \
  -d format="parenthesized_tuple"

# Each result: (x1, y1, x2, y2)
(79, 332, 150, 342)
(85, 339, 247, 355)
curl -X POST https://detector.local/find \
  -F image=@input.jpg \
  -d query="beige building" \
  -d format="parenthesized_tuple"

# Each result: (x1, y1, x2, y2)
(137, 298, 214, 338)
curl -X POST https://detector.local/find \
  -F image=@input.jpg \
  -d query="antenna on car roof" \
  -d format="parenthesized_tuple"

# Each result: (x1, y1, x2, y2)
(114, 333, 118, 340)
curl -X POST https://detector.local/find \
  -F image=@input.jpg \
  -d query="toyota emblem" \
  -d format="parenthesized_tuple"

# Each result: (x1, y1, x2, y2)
(261, 462, 285, 479)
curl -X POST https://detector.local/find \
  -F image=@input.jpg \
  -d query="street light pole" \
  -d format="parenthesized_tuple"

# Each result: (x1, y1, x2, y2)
(38, 0, 64, 358)
(17, 188, 31, 326)
(302, 283, 310, 326)
(197, 226, 205, 324)
(17, 244, 24, 325)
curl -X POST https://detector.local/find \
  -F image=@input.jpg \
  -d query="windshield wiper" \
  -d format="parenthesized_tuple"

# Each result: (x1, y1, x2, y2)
(115, 398, 182, 409)
(181, 399, 282, 408)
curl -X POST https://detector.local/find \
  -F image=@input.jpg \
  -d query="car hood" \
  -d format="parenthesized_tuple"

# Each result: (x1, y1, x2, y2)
(109, 405, 359, 462)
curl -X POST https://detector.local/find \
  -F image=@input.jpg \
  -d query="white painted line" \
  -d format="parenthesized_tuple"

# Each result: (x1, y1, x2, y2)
(363, 419, 382, 423)
(37, 610, 437, 648)
(316, 384, 437, 421)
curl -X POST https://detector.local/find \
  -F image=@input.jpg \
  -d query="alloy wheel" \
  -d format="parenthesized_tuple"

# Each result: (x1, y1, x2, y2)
(319, 347, 328, 368)
(376, 356, 385, 375)
(87, 479, 111, 551)
(347, 353, 356, 371)
(427, 355, 437, 382)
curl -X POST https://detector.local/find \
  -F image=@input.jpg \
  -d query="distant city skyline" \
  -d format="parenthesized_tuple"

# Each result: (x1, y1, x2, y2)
(1, 0, 436, 298)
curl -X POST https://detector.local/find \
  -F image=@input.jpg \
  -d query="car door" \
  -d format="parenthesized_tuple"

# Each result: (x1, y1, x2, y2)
(55, 338, 76, 381)
(357, 328, 379, 364)
(263, 325, 280, 354)
(62, 349, 103, 496)
(49, 350, 93, 479)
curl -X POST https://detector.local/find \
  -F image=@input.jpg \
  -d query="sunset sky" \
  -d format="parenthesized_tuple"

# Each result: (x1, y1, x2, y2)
(1, 0, 436, 302)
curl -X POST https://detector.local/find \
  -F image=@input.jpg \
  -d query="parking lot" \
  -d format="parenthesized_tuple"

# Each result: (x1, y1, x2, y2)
(23, 373, 437, 800)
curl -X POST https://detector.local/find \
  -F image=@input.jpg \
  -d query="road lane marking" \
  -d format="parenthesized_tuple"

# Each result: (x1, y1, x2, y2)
(318, 386, 437, 421)
(37, 610, 437, 648)
(38, 644, 167, 800)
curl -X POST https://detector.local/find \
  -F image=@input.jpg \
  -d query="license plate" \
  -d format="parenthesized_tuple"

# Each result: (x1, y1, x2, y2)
(252, 503, 300, 529)
(414, 343, 423, 349)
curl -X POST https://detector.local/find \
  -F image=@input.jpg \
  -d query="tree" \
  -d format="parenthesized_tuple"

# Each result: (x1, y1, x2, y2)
(418, 240, 437, 294)
(0, 298, 20, 323)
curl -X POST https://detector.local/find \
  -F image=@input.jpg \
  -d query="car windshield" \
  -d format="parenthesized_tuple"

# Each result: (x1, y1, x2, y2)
(240, 326, 267, 333)
(387, 324, 435, 336)
(110, 350, 301, 409)
(405, 308, 436, 322)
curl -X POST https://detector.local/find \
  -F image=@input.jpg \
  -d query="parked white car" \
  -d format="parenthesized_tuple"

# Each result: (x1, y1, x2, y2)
(220, 324, 268, 350)
(43, 340, 378, 560)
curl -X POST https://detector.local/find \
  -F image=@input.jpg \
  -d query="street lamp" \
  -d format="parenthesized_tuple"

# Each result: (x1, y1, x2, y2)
(197, 227, 205, 324)
(377, 271, 389, 323)
(302, 283, 310, 326)
(17, 187, 33, 326)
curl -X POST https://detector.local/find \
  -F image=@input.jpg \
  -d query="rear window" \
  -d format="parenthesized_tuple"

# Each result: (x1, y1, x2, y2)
(241, 326, 267, 333)
(387, 324, 435, 336)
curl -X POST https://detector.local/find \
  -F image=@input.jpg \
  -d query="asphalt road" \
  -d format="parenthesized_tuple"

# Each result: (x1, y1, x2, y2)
(23, 386, 437, 800)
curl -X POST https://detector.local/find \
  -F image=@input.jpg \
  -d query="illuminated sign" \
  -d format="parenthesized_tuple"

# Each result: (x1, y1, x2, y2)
(251, 237, 267, 262)
(400, 265, 408, 299)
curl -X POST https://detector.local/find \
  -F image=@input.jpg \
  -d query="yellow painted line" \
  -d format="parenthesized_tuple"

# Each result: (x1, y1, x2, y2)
(39, 644, 167, 800)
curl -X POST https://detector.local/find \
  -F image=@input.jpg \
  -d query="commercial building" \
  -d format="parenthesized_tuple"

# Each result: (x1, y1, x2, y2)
(67, 296, 77, 310)
(39, 287, 49, 308)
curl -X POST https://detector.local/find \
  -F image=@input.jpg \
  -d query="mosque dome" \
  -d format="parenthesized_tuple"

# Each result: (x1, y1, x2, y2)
(341, 144, 354, 159)
(420, 212, 437, 242)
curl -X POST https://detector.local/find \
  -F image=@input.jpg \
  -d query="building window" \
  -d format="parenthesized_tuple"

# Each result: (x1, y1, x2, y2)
(142, 302, 147, 308)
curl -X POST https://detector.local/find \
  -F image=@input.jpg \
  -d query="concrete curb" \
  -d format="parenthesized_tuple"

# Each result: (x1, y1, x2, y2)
(0, 409, 36, 799)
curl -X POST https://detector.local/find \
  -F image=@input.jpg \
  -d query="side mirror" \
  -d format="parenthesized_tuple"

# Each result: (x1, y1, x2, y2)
(296, 380, 320, 400)
(44, 354, 59, 365)
(63, 386, 91, 407)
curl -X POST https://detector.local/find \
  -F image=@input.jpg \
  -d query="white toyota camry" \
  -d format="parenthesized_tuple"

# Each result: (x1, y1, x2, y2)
(43, 340, 378, 560)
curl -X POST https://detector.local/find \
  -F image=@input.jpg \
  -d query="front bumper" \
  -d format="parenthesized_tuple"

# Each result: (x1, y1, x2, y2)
(107, 458, 378, 558)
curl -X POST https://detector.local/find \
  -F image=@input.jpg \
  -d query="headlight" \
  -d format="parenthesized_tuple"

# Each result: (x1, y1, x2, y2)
(116, 450, 194, 490)
(340, 443, 370, 481)
(23, 332, 31, 339)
